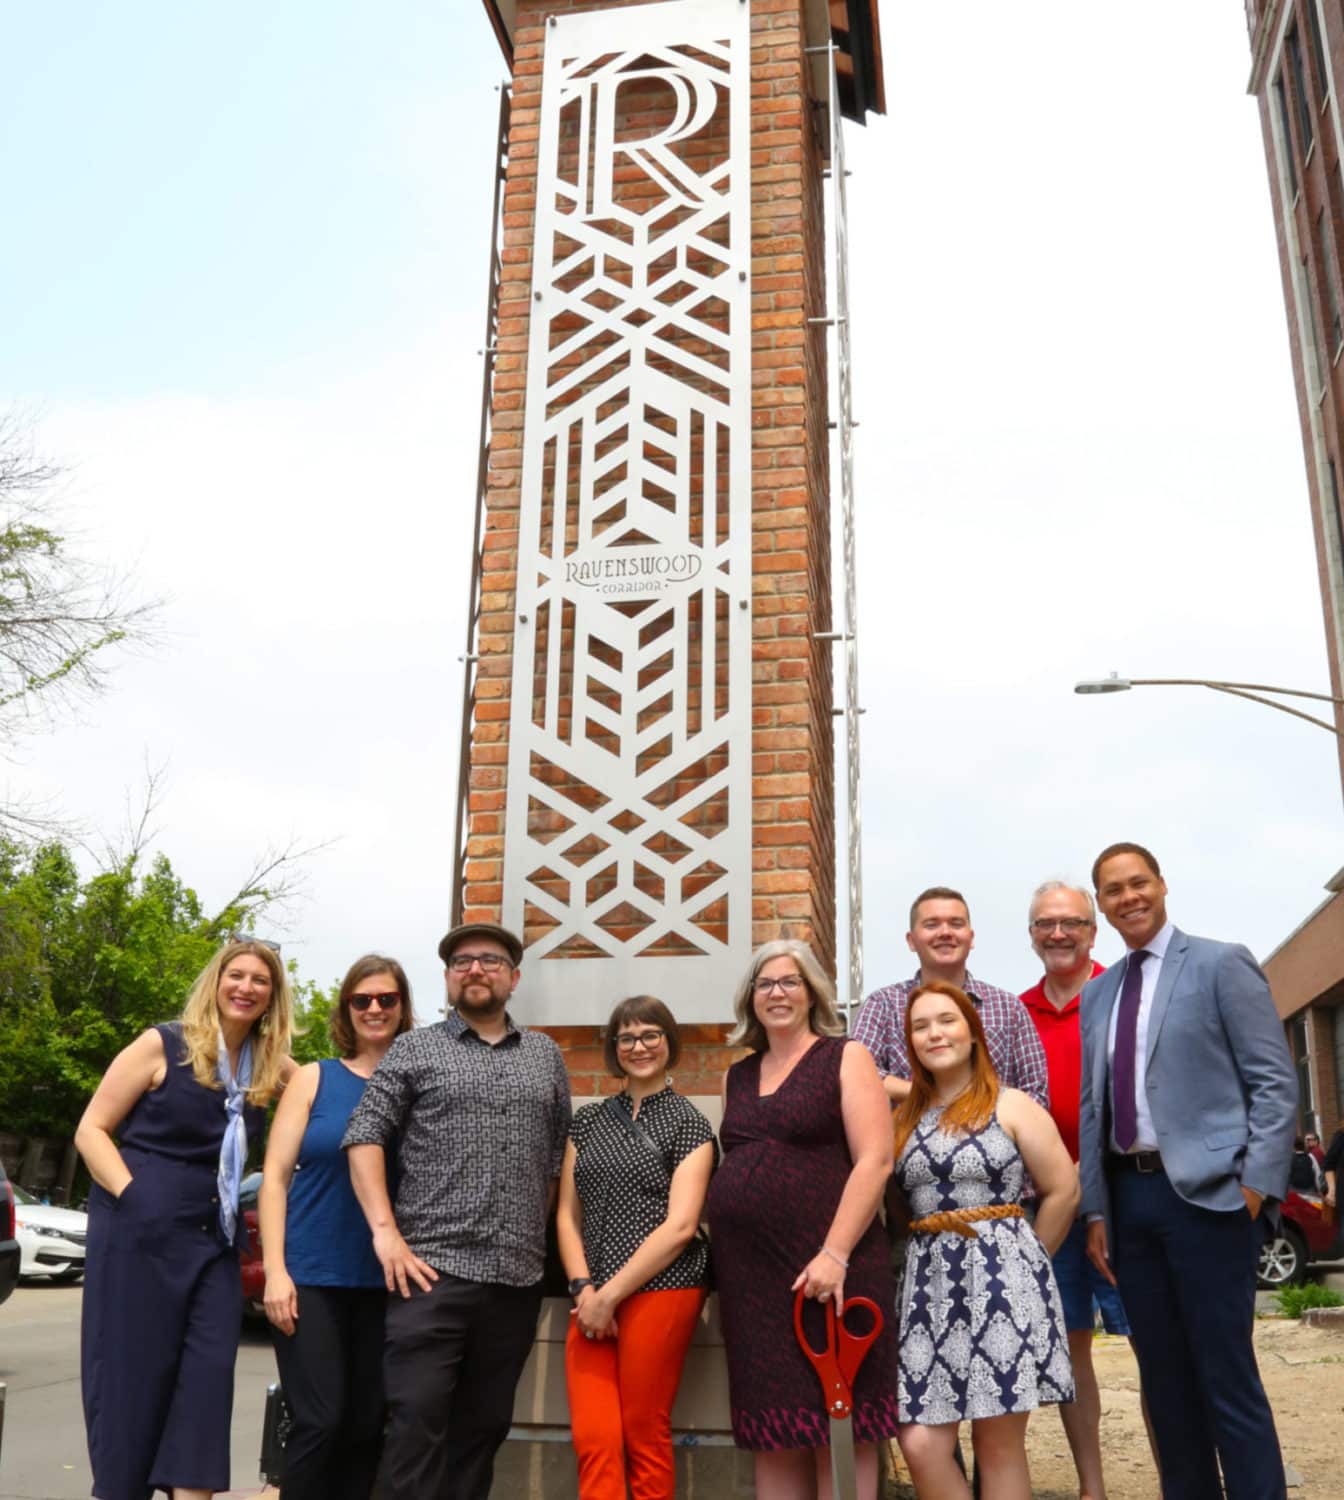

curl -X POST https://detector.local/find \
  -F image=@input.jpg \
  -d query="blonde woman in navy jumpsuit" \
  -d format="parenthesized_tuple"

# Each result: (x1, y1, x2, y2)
(75, 939, 294, 1499)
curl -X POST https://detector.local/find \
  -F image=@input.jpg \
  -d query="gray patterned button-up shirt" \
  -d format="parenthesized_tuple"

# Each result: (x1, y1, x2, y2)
(342, 1010, 571, 1286)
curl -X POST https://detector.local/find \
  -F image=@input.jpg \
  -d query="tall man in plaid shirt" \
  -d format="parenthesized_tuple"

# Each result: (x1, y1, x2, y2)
(853, 885, 1048, 1108)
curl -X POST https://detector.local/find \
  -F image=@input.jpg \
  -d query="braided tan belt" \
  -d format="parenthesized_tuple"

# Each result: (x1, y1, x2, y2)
(907, 1203, 1025, 1239)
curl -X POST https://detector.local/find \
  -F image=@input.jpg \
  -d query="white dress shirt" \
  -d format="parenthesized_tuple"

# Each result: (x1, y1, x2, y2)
(1106, 921, 1174, 1154)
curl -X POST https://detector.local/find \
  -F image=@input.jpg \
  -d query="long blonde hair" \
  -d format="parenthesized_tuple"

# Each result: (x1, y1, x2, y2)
(180, 940, 293, 1105)
(727, 939, 846, 1051)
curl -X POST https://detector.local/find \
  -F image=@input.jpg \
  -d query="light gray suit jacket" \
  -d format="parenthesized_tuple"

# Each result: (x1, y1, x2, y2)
(1078, 927, 1297, 1246)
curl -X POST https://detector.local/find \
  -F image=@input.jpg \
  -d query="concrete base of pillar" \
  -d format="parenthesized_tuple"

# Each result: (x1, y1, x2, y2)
(493, 1294, 743, 1497)
(488, 1437, 756, 1499)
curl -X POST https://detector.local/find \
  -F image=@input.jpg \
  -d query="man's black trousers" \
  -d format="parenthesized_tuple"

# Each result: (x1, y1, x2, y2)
(379, 1272, 544, 1500)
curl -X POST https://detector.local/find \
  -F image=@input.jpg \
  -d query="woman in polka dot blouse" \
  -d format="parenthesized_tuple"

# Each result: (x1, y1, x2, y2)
(556, 995, 719, 1500)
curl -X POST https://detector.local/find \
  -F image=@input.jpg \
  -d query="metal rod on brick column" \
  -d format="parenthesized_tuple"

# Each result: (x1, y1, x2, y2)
(450, 83, 512, 926)
(821, 43, 866, 1026)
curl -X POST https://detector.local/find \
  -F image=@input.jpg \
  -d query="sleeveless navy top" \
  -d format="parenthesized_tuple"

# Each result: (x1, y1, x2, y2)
(115, 1021, 265, 1250)
(284, 1059, 384, 1288)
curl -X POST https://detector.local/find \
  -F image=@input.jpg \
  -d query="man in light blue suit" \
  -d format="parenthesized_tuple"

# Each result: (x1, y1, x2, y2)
(1078, 842, 1296, 1500)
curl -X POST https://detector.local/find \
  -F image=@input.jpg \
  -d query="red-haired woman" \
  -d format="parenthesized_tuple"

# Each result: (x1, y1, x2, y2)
(892, 981, 1078, 1500)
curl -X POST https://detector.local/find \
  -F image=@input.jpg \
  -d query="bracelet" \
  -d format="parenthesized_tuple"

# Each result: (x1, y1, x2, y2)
(820, 1245, 850, 1270)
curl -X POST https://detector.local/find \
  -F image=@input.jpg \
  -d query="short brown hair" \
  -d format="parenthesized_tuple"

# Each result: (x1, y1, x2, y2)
(909, 886, 970, 929)
(1091, 842, 1161, 890)
(330, 953, 416, 1059)
(603, 995, 681, 1076)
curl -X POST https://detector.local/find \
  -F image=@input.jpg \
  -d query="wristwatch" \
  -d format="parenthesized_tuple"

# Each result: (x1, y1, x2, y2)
(567, 1277, 594, 1299)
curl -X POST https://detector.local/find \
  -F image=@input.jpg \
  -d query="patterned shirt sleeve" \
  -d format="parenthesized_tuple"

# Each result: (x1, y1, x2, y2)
(851, 985, 910, 1078)
(1008, 997, 1050, 1111)
(549, 1045, 573, 1178)
(670, 1098, 719, 1171)
(341, 1035, 414, 1149)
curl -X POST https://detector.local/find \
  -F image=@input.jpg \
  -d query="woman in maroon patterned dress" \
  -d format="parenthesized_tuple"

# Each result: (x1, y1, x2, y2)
(707, 939, 900, 1500)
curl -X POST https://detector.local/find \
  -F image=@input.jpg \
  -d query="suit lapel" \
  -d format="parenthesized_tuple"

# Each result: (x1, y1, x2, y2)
(1090, 967, 1123, 1100)
(1145, 927, 1188, 1066)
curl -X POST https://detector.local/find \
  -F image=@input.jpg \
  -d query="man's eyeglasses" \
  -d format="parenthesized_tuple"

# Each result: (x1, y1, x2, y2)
(350, 992, 401, 1012)
(754, 975, 803, 994)
(447, 953, 511, 973)
(615, 1028, 665, 1052)
(1029, 918, 1094, 935)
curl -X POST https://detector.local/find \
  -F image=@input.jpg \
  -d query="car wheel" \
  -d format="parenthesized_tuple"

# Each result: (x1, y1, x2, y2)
(1257, 1225, 1307, 1289)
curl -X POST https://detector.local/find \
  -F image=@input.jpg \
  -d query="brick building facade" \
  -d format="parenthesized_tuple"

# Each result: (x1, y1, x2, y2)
(1247, 0, 1344, 1137)
(465, 1, 884, 1089)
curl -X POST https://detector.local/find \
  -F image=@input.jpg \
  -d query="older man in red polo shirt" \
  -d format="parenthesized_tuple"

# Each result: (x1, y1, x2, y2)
(1021, 880, 1154, 1500)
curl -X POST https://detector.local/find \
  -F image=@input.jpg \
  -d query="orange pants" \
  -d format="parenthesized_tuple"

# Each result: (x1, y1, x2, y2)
(564, 1286, 706, 1500)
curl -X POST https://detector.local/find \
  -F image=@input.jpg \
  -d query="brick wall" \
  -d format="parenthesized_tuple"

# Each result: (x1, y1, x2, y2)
(469, 0, 837, 1082)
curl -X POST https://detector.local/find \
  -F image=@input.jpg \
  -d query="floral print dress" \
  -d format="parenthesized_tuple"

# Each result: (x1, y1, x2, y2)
(894, 1105, 1074, 1423)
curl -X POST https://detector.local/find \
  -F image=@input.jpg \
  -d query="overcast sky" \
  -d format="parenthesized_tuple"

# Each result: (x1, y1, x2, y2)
(3, 2, 1339, 1020)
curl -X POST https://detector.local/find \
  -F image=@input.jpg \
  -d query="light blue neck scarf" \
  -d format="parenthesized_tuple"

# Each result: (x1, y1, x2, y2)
(217, 1032, 254, 1244)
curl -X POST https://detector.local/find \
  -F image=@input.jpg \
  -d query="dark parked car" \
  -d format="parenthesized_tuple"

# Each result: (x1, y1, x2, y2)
(239, 1170, 265, 1319)
(1, 1158, 21, 1307)
(1257, 1188, 1344, 1288)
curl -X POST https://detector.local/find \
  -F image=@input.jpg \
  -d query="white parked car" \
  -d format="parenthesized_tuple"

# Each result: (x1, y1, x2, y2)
(13, 1184, 87, 1282)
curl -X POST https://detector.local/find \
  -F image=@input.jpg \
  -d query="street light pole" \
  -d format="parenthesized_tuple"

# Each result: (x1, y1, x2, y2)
(1074, 674, 1344, 737)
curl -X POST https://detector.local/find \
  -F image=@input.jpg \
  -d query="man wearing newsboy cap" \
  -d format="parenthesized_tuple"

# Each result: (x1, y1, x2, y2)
(344, 922, 571, 1500)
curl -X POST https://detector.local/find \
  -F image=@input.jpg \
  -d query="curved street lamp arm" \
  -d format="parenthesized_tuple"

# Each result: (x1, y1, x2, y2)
(1134, 681, 1341, 734)
(1127, 678, 1344, 708)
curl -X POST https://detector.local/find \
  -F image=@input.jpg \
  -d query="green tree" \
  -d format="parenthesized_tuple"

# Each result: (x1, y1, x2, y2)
(0, 834, 332, 1137)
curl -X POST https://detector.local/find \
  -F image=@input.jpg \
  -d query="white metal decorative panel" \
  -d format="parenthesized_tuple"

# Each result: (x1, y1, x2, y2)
(503, 0, 752, 1024)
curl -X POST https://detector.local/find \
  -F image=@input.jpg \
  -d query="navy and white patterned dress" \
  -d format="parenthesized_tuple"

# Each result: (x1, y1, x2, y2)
(894, 1104, 1073, 1423)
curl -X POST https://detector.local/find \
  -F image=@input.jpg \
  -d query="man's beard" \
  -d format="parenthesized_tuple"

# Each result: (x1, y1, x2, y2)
(455, 983, 507, 1017)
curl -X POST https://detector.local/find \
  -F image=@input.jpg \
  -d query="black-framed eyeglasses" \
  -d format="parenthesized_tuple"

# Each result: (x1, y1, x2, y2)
(447, 953, 511, 973)
(1029, 918, 1094, 935)
(350, 992, 401, 1012)
(754, 975, 803, 994)
(615, 1028, 665, 1052)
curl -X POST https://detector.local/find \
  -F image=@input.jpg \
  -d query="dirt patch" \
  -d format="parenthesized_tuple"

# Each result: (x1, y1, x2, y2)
(884, 1318, 1342, 1498)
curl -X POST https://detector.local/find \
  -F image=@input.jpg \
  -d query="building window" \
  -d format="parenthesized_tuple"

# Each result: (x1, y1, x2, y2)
(1317, 210, 1344, 354)
(1303, 254, 1328, 396)
(1276, 73, 1301, 196)
(1288, 24, 1316, 154)
(1306, 0, 1331, 103)
(1329, 459, 1344, 550)
(1294, 1014, 1315, 1131)
(1333, 1005, 1344, 1128)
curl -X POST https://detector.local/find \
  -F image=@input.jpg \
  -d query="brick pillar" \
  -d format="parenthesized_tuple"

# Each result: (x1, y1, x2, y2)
(468, 0, 837, 1083)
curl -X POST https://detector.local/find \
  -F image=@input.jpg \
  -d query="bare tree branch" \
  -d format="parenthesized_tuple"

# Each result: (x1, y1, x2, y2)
(221, 835, 339, 926)
(0, 410, 160, 748)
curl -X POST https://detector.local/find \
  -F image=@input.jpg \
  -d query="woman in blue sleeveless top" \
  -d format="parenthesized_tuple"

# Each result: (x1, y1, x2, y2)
(259, 953, 415, 1500)
(75, 938, 294, 1500)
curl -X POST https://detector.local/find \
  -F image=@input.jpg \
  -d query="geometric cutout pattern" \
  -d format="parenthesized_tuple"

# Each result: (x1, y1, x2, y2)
(504, 0, 752, 1023)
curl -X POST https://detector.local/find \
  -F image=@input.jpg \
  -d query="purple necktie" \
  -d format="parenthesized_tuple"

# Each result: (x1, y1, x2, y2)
(1112, 949, 1149, 1152)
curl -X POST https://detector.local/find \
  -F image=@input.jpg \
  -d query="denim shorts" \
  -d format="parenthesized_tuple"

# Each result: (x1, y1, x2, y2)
(1052, 1217, 1131, 1334)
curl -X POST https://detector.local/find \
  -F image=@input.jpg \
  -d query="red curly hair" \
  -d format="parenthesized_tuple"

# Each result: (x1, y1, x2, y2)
(891, 979, 1000, 1161)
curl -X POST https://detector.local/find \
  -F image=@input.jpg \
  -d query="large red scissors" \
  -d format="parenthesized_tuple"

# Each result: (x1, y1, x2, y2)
(793, 1287, 884, 1500)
